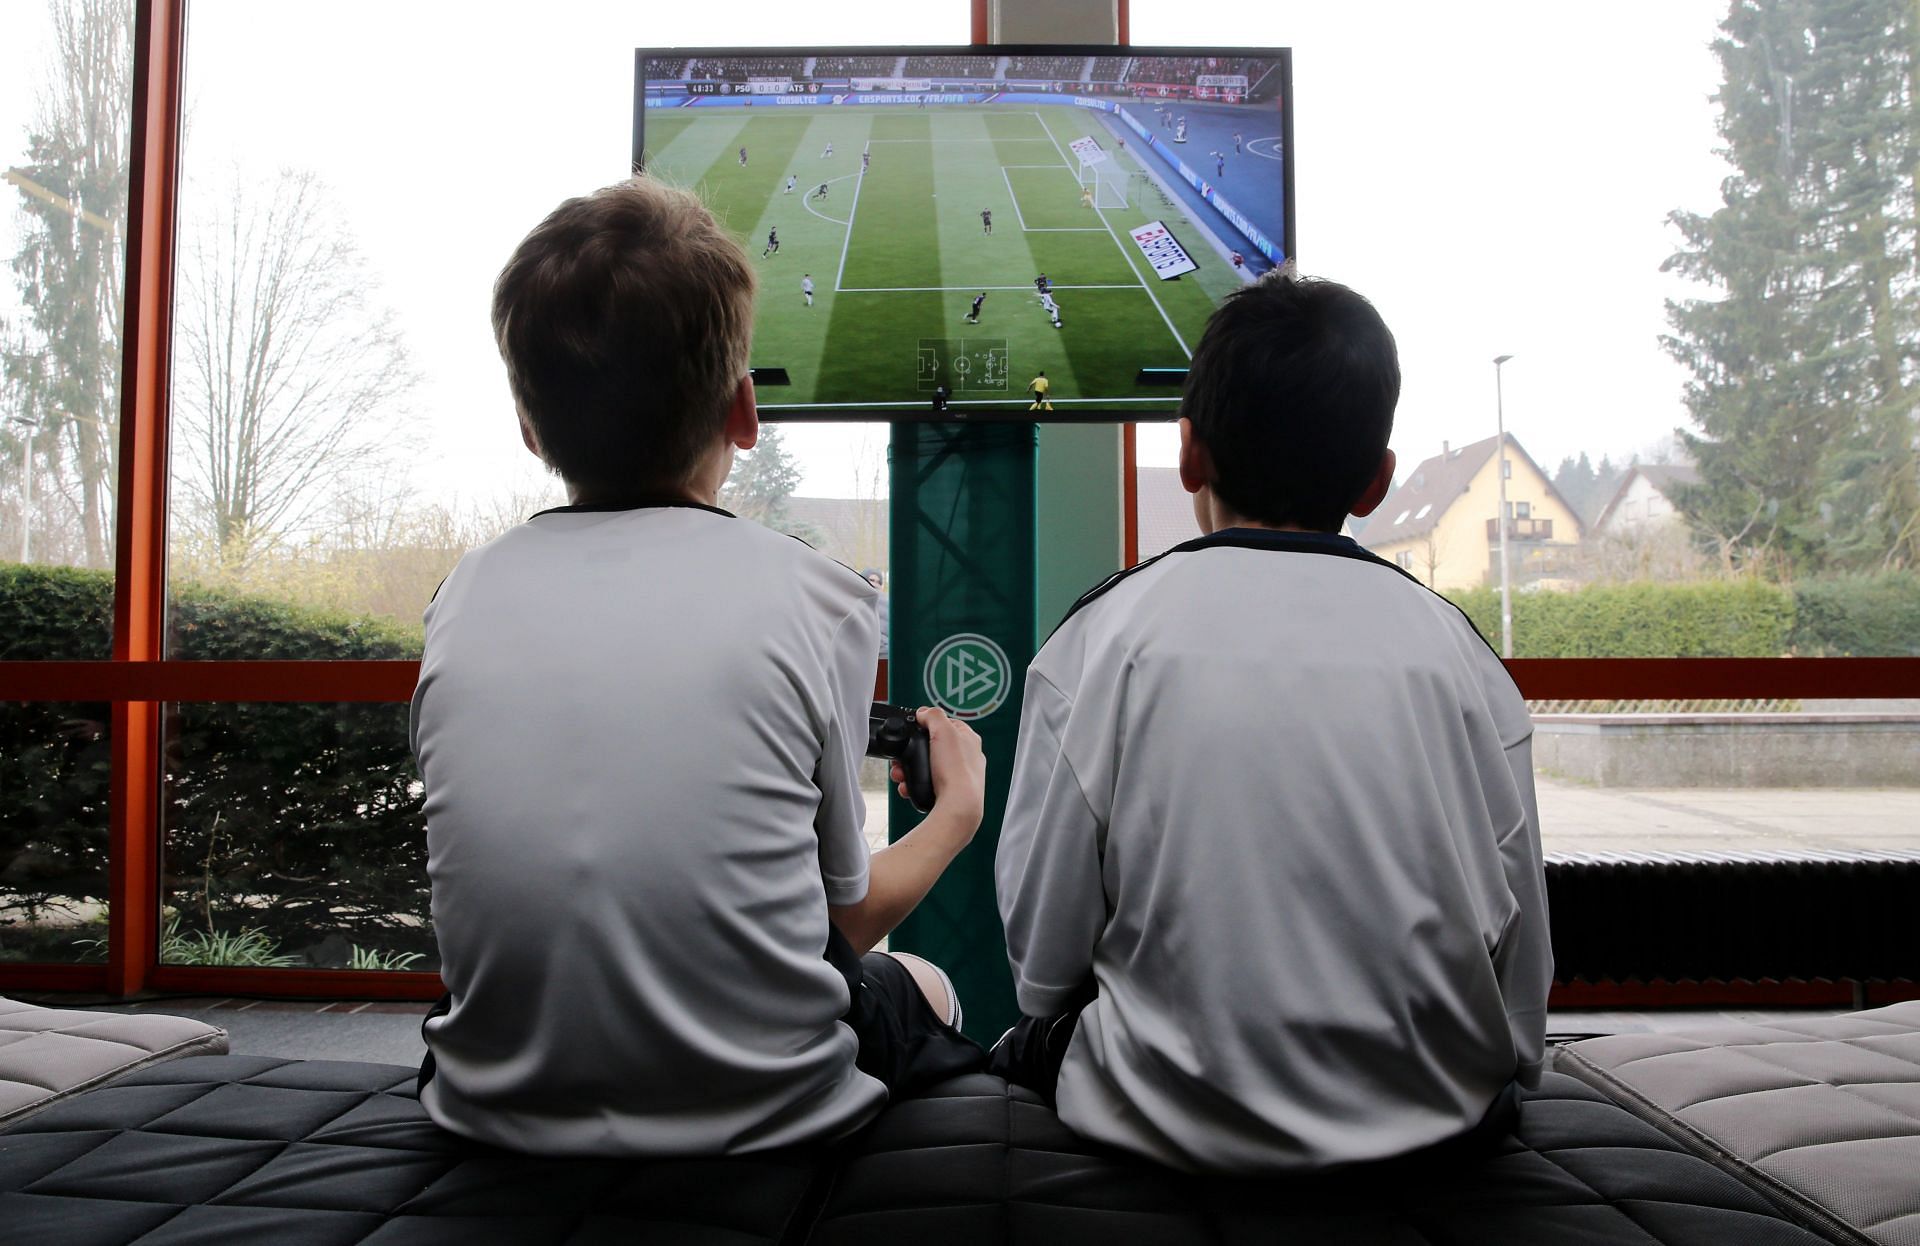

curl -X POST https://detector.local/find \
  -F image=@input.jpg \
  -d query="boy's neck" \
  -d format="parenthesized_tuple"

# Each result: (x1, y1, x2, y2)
(566, 442, 730, 510)
(567, 479, 720, 509)
(1196, 490, 1339, 538)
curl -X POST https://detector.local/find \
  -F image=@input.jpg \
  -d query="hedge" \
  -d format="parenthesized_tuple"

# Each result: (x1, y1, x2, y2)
(1, 565, 432, 968)
(1788, 573, 1920, 658)
(1446, 579, 1795, 658)
(5, 563, 1914, 963)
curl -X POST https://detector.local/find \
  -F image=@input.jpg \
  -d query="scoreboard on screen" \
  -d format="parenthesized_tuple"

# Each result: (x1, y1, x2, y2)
(687, 78, 823, 95)
(1196, 73, 1248, 103)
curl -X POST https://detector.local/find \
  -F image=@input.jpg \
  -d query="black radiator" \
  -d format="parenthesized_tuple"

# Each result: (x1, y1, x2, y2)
(1545, 853, 1920, 983)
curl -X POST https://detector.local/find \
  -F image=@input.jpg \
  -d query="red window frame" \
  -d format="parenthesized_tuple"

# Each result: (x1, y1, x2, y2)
(3, 0, 1915, 1007)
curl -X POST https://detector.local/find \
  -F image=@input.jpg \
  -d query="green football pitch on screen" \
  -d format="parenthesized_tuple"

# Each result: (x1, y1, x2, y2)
(641, 105, 1244, 416)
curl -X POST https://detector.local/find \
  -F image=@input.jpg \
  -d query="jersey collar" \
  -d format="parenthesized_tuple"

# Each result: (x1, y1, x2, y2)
(529, 498, 735, 520)
(1056, 525, 1416, 633)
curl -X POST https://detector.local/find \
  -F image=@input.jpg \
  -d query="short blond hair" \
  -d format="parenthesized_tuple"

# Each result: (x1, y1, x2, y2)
(492, 177, 757, 494)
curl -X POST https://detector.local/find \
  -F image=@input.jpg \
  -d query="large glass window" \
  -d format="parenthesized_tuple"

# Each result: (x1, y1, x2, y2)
(1131, 0, 1919, 850)
(1, 0, 133, 654)
(0, 701, 111, 964)
(164, 4, 948, 656)
(2, 0, 133, 971)
(136, 4, 944, 978)
(1131, 0, 1917, 655)
(158, 702, 429, 972)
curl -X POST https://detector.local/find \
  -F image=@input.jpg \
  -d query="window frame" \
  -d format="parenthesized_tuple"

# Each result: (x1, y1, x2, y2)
(2, 0, 1916, 1007)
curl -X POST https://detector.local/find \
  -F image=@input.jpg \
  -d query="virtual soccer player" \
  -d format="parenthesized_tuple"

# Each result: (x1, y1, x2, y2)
(1027, 370, 1052, 411)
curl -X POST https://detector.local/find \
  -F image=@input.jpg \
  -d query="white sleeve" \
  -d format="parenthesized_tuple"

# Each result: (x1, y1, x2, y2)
(996, 667, 1105, 1017)
(816, 604, 879, 906)
(1495, 731, 1553, 1088)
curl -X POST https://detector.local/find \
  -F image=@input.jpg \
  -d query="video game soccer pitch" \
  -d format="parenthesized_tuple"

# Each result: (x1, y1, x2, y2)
(639, 104, 1262, 418)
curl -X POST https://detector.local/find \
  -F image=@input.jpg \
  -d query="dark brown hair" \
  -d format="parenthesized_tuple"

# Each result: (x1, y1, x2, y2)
(492, 177, 757, 495)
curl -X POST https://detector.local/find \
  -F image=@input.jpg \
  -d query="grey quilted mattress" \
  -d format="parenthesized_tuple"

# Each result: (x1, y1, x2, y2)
(1560, 1001, 1920, 1246)
(0, 1054, 1833, 1244)
(0, 998, 227, 1129)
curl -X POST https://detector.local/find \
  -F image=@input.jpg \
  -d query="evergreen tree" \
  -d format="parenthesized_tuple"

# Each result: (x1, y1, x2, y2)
(2, 0, 131, 569)
(721, 424, 819, 544)
(1662, 0, 1918, 574)
(1551, 452, 1598, 518)
(1591, 455, 1626, 527)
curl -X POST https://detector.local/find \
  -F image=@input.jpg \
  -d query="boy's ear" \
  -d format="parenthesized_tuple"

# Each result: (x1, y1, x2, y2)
(724, 374, 759, 451)
(518, 412, 542, 460)
(1349, 448, 1398, 518)
(1176, 417, 1215, 495)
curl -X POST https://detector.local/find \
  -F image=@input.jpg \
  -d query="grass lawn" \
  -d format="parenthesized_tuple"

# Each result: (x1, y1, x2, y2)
(641, 103, 1245, 413)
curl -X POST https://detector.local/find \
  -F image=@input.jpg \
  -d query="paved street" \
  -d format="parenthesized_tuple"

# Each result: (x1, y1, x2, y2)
(1535, 780, 1920, 856)
(868, 784, 1920, 856)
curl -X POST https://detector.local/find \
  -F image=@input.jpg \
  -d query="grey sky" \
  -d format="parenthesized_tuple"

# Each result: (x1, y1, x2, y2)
(4, 0, 1729, 501)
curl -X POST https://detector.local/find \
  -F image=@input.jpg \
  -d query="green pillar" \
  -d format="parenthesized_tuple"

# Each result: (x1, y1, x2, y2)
(1036, 425, 1123, 642)
(886, 0, 1126, 1042)
(887, 422, 1036, 1042)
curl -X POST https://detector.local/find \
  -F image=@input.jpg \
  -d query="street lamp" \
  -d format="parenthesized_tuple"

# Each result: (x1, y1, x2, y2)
(1492, 355, 1514, 659)
(7, 413, 42, 565)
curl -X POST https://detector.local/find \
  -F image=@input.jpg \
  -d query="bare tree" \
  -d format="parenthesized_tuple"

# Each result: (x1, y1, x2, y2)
(172, 167, 414, 568)
(1416, 526, 1446, 589)
(1577, 522, 1710, 584)
(2, 0, 131, 568)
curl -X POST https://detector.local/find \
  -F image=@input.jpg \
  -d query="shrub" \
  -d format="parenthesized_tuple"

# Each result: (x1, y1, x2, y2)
(1445, 579, 1794, 658)
(0, 564, 434, 968)
(1789, 573, 1920, 657)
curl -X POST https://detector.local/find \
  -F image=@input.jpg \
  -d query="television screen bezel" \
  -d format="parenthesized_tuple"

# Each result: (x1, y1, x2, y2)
(633, 44, 1295, 423)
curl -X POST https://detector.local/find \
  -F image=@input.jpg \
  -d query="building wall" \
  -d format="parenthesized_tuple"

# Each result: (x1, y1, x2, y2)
(1368, 445, 1582, 591)
(1598, 474, 1679, 536)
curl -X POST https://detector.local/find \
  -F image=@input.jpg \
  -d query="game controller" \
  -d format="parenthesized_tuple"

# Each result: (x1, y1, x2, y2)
(867, 702, 935, 814)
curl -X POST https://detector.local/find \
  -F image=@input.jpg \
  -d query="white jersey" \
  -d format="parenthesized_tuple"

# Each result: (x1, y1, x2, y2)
(802, 278, 815, 295)
(415, 501, 883, 1156)
(1038, 293, 1059, 314)
(998, 528, 1551, 1174)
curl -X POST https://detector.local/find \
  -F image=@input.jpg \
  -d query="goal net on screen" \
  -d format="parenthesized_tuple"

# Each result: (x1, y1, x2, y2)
(1070, 135, 1128, 210)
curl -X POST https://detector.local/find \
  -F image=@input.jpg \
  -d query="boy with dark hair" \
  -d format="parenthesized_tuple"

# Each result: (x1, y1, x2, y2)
(414, 177, 987, 1157)
(994, 270, 1550, 1174)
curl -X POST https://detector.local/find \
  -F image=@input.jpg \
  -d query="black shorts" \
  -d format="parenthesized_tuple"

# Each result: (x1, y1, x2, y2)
(985, 978, 1097, 1106)
(826, 925, 986, 1096)
(420, 935, 985, 1104)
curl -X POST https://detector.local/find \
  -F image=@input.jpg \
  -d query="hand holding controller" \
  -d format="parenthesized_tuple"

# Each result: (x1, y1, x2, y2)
(866, 702, 935, 813)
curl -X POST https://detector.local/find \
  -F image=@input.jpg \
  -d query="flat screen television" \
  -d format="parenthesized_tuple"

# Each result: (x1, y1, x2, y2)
(634, 45, 1293, 421)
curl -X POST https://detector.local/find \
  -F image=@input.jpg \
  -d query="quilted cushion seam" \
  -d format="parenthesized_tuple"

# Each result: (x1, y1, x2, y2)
(1603, 1029, 1920, 1081)
(1000, 1078, 1012, 1244)
(1724, 1039, 1920, 1086)
(1521, 1146, 1684, 1246)
(12, 1075, 228, 1192)
(1736, 1081, 1920, 1161)
(0, 1032, 230, 1130)
(1556, 1047, 1878, 1246)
